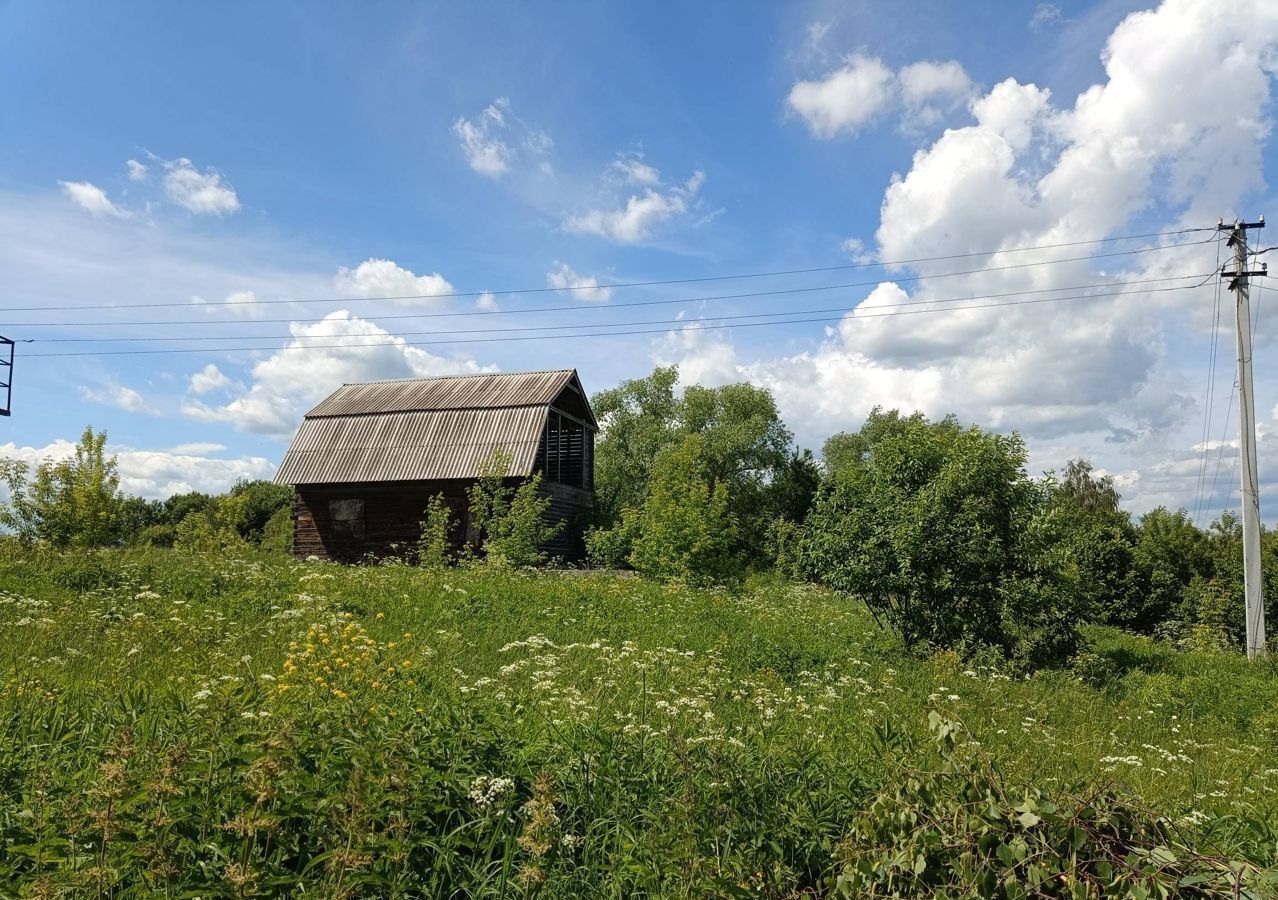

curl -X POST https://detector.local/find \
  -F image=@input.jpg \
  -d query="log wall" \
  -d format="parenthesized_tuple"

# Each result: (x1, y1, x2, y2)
(293, 478, 593, 564)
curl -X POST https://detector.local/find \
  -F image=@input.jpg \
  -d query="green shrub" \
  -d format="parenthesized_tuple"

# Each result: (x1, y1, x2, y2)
(261, 505, 294, 554)
(483, 474, 561, 567)
(628, 435, 737, 585)
(832, 713, 1268, 898)
(0, 426, 123, 547)
(801, 410, 1079, 666)
(584, 513, 640, 569)
(130, 522, 178, 548)
(418, 493, 454, 569)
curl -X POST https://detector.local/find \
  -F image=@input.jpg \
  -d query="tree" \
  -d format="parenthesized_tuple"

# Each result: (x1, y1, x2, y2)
(1044, 459, 1144, 629)
(591, 366, 681, 524)
(227, 479, 295, 541)
(591, 366, 794, 568)
(801, 410, 1079, 665)
(628, 435, 737, 585)
(821, 409, 930, 481)
(0, 426, 123, 547)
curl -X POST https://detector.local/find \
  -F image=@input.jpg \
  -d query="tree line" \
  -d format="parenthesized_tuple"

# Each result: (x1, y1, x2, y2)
(1, 371, 1269, 666)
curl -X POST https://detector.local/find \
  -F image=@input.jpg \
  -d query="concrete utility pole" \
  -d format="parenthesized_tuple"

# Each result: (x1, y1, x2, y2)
(1221, 218, 1268, 658)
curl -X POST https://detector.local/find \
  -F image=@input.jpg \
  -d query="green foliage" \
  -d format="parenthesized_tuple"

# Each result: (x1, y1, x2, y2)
(584, 513, 640, 569)
(590, 366, 681, 523)
(260, 505, 294, 554)
(482, 473, 561, 567)
(130, 522, 178, 548)
(821, 409, 930, 480)
(462, 451, 561, 567)
(832, 714, 1268, 898)
(0, 546, 1274, 895)
(227, 478, 295, 541)
(174, 493, 250, 554)
(160, 490, 215, 526)
(591, 366, 795, 568)
(628, 435, 737, 585)
(465, 449, 515, 556)
(418, 493, 454, 569)
(801, 409, 1080, 665)
(0, 425, 123, 547)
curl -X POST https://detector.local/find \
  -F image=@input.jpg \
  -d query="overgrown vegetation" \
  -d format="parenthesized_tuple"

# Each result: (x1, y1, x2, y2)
(0, 547, 1274, 896)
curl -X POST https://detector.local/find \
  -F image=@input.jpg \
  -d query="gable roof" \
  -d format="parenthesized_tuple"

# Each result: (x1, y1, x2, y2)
(303, 369, 585, 418)
(274, 369, 594, 486)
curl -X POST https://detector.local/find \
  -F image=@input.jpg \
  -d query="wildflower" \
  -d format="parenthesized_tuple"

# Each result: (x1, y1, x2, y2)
(469, 775, 515, 809)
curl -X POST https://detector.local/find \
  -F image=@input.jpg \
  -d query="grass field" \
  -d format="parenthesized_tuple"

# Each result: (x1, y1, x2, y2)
(2, 544, 1277, 896)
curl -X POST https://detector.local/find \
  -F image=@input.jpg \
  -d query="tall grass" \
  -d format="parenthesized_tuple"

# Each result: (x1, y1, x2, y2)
(1, 543, 1275, 896)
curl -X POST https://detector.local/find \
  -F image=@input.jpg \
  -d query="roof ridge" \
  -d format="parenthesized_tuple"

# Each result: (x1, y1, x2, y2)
(338, 368, 575, 387)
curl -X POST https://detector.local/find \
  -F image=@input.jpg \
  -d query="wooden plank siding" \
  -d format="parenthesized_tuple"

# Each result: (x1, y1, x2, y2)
(293, 477, 592, 564)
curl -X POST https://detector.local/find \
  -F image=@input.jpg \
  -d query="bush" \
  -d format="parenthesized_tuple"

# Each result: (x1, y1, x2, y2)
(628, 435, 737, 585)
(584, 514, 640, 569)
(261, 506, 294, 554)
(0, 426, 123, 547)
(483, 474, 561, 568)
(801, 410, 1079, 666)
(130, 523, 178, 548)
(832, 713, 1267, 898)
(418, 493, 453, 569)
(228, 479, 295, 541)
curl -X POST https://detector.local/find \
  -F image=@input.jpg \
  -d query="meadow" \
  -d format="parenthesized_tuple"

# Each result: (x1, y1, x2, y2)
(2, 543, 1277, 897)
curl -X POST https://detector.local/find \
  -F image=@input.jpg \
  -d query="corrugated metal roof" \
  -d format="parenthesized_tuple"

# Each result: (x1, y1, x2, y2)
(275, 406, 546, 484)
(304, 369, 578, 418)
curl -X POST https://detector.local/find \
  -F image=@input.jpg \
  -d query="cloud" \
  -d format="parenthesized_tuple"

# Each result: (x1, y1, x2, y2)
(79, 384, 157, 415)
(476, 292, 499, 311)
(789, 54, 973, 137)
(841, 237, 876, 264)
(787, 53, 895, 137)
(126, 159, 148, 181)
(898, 60, 975, 128)
(188, 363, 234, 395)
(452, 97, 551, 178)
(564, 169, 705, 244)
(168, 442, 227, 455)
(162, 157, 240, 215)
(676, 0, 1278, 521)
(546, 262, 613, 302)
(59, 180, 126, 217)
(611, 153, 661, 186)
(1031, 3, 1064, 29)
(333, 258, 455, 305)
(181, 310, 491, 435)
(191, 288, 265, 319)
(0, 438, 274, 498)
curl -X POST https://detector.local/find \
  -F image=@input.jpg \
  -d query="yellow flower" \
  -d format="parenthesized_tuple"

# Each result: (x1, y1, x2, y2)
(375, 612, 385, 620)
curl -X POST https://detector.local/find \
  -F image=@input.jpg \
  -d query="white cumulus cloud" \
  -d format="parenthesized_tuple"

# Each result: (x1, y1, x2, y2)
(565, 170, 705, 244)
(79, 384, 156, 415)
(181, 310, 491, 435)
(787, 53, 895, 138)
(547, 262, 613, 302)
(59, 180, 126, 217)
(333, 258, 455, 305)
(162, 157, 240, 215)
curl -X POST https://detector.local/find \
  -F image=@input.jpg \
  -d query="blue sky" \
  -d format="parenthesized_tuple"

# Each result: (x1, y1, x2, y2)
(2, 0, 1278, 522)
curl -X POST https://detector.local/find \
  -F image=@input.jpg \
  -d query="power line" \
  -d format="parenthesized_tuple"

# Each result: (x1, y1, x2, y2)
(20, 279, 1208, 359)
(1194, 240, 1225, 525)
(7, 272, 1208, 332)
(0, 232, 1216, 315)
(23, 275, 1211, 344)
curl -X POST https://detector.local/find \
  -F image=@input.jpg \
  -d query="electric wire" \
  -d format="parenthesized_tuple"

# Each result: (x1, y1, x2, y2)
(23, 275, 1212, 345)
(19, 279, 1209, 358)
(0, 231, 1216, 315)
(1193, 239, 1225, 526)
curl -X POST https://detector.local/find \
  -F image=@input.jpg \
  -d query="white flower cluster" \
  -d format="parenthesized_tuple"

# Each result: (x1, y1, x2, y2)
(468, 775, 515, 809)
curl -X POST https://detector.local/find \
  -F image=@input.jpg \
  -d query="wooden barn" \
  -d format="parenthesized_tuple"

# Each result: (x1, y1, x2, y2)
(274, 369, 596, 563)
